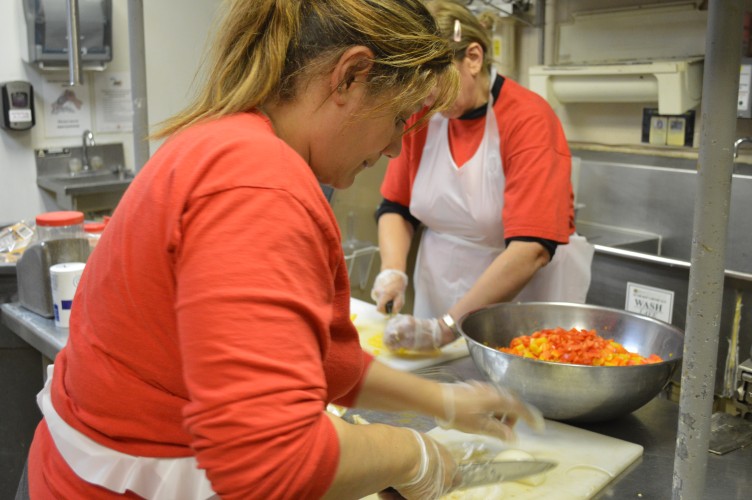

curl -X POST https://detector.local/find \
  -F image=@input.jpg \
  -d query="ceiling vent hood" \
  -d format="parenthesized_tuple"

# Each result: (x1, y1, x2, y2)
(529, 3, 706, 115)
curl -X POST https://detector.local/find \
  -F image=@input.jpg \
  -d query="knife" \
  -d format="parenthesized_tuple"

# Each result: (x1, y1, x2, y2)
(385, 300, 394, 315)
(454, 459, 557, 490)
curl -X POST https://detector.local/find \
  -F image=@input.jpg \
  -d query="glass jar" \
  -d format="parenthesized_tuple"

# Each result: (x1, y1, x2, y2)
(35, 211, 85, 243)
(84, 221, 106, 248)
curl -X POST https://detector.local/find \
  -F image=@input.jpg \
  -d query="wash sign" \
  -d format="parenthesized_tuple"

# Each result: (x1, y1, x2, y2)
(625, 282, 674, 324)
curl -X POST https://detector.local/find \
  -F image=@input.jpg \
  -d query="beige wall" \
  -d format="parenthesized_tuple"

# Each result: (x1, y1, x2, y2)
(331, 159, 387, 252)
(331, 158, 420, 311)
(331, 159, 385, 298)
(331, 158, 391, 304)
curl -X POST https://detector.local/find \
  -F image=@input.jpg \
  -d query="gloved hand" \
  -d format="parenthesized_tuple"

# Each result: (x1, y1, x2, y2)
(393, 429, 457, 500)
(436, 381, 545, 442)
(371, 269, 409, 314)
(384, 314, 450, 352)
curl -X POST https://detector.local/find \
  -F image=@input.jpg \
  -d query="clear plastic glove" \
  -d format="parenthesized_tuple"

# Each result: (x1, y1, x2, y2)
(371, 269, 409, 314)
(436, 381, 545, 442)
(384, 314, 448, 352)
(393, 429, 457, 500)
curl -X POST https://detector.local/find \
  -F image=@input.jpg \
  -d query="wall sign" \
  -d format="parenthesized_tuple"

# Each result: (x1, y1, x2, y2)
(94, 72, 133, 133)
(625, 282, 674, 324)
(42, 77, 92, 137)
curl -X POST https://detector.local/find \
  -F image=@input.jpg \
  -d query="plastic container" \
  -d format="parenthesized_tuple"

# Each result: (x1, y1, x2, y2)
(84, 221, 106, 248)
(0, 220, 36, 263)
(35, 211, 85, 243)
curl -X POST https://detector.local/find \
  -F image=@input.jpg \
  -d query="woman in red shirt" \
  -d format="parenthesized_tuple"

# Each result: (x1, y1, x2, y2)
(372, 0, 594, 352)
(24, 1, 542, 499)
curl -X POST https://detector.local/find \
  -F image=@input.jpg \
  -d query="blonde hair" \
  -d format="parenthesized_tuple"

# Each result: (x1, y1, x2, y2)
(425, 0, 494, 73)
(153, 0, 459, 139)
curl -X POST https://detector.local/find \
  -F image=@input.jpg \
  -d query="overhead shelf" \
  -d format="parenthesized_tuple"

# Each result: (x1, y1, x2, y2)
(529, 58, 703, 115)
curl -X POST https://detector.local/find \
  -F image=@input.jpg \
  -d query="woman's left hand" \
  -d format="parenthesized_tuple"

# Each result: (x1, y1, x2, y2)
(436, 381, 545, 441)
(384, 314, 454, 352)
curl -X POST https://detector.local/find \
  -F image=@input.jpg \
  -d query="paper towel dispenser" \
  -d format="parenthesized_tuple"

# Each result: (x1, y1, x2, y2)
(529, 59, 704, 116)
(20, 0, 112, 71)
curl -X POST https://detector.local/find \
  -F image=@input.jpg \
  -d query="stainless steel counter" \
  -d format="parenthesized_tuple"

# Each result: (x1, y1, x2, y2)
(1, 302, 66, 360)
(3, 302, 751, 499)
(0, 263, 16, 276)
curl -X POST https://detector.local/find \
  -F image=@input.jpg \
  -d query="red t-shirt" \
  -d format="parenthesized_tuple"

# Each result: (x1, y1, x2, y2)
(29, 112, 372, 499)
(381, 76, 574, 243)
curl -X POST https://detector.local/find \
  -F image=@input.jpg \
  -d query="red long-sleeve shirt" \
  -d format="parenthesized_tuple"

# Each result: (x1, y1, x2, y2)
(29, 112, 372, 499)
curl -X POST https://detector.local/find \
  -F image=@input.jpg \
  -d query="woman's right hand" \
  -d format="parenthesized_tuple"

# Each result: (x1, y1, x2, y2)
(393, 430, 457, 499)
(371, 269, 409, 314)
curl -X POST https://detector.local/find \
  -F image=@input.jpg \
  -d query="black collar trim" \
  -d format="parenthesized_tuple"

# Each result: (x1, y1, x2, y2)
(457, 73, 505, 121)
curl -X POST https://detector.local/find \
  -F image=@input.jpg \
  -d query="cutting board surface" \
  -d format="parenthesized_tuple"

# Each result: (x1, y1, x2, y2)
(351, 298, 468, 371)
(430, 420, 643, 500)
(360, 421, 642, 500)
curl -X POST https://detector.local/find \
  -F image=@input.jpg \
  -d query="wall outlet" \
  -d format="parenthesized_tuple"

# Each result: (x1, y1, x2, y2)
(649, 116, 668, 145)
(667, 117, 687, 146)
(642, 108, 695, 147)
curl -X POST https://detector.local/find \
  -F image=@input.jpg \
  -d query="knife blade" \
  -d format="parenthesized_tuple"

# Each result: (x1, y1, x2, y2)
(454, 459, 557, 490)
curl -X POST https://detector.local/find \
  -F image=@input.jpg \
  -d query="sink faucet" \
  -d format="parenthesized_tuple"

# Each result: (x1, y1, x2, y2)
(733, 137, 752, 159)
(82, 129, 95, 171)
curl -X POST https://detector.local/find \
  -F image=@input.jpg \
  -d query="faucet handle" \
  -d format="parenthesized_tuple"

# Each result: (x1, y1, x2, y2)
(733, 137, 752, 159)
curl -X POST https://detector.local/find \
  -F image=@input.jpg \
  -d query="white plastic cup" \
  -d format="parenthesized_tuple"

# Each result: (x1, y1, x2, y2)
(50, 262, 86, 328)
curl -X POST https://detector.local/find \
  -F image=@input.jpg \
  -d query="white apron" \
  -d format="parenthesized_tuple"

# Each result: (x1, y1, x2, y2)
(410, 75, 594, 319)
(38, 365, 217, 499)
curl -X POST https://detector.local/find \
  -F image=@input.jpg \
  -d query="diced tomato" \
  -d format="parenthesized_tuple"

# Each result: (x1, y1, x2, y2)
(498, 327, 663, 366)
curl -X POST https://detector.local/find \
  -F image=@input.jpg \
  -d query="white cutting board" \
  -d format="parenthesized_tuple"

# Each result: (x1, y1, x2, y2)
(351, 298, 469, 371)
(360, 421, 642, 500)
(433, 420, 642, 500)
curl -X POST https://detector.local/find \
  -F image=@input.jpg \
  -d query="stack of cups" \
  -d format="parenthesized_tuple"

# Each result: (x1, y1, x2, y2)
(50, 262, 86, 328)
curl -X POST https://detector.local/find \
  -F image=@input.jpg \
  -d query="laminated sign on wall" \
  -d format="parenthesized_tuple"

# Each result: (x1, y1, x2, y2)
(42, 78, 92, 137)
(625, 282, 674, 324)
(94, 72, 133, 133)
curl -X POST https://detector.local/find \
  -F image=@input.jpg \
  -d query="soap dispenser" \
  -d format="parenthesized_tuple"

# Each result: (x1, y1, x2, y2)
(1, 81, 35, 131)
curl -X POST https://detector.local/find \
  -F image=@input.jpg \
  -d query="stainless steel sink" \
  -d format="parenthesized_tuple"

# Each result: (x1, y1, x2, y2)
(577, 221, 662, 255)
(34, 143, 133, 211)
(39, 170, 135, 195)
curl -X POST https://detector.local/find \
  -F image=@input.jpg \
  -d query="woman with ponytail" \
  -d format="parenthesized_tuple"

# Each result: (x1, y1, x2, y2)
(25, 1, 540, 499)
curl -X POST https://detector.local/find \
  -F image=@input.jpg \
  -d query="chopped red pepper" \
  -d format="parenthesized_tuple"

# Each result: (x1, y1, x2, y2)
(498, 327, 663, 366)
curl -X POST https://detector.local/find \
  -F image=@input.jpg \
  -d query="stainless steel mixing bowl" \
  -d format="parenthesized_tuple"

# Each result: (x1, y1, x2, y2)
(458, 302, 684, 423)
